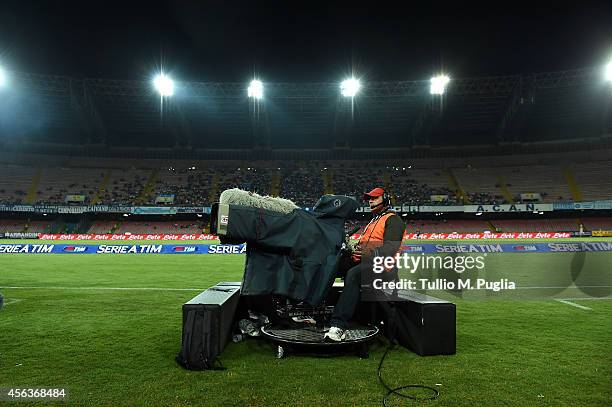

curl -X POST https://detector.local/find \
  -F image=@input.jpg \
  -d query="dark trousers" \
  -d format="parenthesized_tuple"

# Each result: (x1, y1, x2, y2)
(330, 263, 362, 329)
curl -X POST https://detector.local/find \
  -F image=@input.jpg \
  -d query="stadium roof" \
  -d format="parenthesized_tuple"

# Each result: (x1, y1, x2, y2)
(0, 67, 609, 150)
(0, 3, 610, 149)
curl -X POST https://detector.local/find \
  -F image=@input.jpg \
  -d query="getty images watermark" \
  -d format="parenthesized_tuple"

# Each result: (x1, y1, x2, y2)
(359, 242, 611, 300)
(356, 244, 533, 302)
(368, 252, 514, 292)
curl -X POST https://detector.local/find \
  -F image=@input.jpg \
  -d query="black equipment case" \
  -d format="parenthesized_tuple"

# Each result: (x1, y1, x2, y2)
(176, 282, 241, 370)
(373, 290, 456, 356)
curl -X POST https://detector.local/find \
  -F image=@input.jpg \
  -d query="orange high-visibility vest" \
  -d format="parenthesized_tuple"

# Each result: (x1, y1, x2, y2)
(352, 212, 397, 262)
(359, 212, 395, 248)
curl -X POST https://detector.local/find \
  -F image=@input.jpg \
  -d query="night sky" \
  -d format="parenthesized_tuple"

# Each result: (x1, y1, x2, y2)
(1, 2, 611, 82)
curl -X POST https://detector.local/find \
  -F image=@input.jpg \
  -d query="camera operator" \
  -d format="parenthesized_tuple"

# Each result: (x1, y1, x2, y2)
(325, 187, 405, 341)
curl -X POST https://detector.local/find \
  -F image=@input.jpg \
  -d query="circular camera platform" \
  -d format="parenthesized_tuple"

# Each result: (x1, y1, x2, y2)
(261, 323, 379, 359)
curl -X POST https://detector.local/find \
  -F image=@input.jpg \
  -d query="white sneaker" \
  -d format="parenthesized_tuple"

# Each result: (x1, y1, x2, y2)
(292, 316, 316, 324)
(323, 326, 346, 342)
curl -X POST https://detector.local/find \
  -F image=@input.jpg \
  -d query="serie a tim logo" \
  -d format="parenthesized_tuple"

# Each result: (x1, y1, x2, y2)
(63, 246, 87, 253)
(173, 246, 197, 253)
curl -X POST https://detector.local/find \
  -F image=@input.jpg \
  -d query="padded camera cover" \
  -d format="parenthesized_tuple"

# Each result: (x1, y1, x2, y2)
(220, 195, 358, 306)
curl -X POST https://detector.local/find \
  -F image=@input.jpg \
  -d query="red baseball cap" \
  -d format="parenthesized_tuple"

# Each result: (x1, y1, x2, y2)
(363, 187, 386, 200)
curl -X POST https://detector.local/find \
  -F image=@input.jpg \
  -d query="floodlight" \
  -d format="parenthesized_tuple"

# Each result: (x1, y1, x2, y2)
(248, 79, 263, 99)
(0, 67, 5, 87)
(340, 78, 361, 97)
(430, 75, 450, 95)
(606, 60, 612, 82)
(153, 73, 174, 97)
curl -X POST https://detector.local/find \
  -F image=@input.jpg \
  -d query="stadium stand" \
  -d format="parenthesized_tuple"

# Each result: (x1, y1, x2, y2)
(495, 165, 571, 203)
(35, 167, 106, 205)
(344, 219, 365, 234)
(572, 162, 612, 201)
(217, 167, 271, 200)
(25, 221, 54, 233)
(87, 221, 119, 234)
(114, 221, 205, 234)
(98, 169, 148, 205)
(580, 217, 612, 231)
(279, 164, 325, 207)
(331, 165, 386, 200)
(0, 154, 610, 207)
(491, 219, 580, 232)
(391, 167, 458, 205)
(0, 165, 39, 204)
(406, 219, 492, 234)
(153, 167, 216, 206)
(0, 219, 26, 233)
(453, 166, 506, 204)
(0, 220, 54, 233)
(4, 216, 611, 236)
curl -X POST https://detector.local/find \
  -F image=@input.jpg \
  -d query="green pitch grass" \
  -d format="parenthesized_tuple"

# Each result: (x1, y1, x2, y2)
(0, 243, 611, 406)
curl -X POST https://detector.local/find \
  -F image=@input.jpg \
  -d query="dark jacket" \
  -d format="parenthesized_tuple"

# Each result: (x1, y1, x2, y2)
(218, 195, 358, 305)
